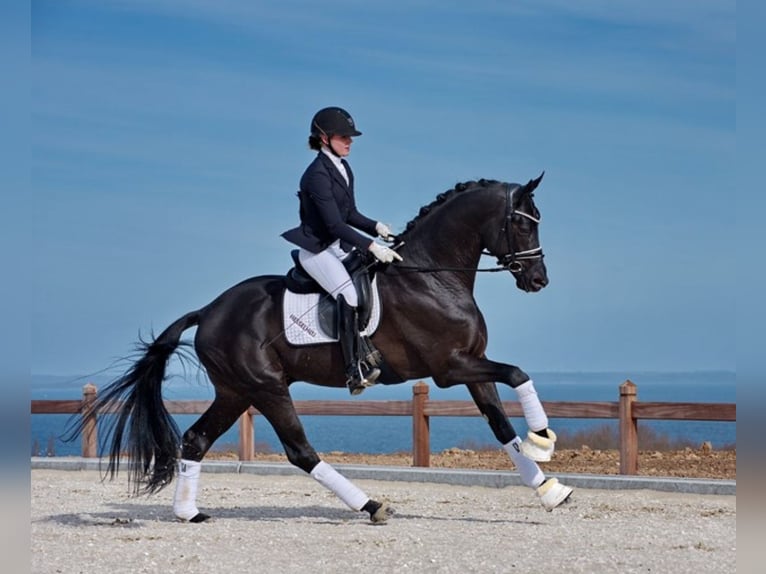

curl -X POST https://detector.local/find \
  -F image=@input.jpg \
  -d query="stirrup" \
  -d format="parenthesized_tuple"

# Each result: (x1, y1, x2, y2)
(520, 429, 557, 462)
(347, 363, 380, 396)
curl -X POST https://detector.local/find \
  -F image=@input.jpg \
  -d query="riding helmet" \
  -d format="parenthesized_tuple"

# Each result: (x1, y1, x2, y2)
(310, 107, 362, 138)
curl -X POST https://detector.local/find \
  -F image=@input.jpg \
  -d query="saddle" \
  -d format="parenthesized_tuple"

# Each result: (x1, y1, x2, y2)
(285, 250, 375, 338)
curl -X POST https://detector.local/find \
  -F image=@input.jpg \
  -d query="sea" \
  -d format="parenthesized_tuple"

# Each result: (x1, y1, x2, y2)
(30, 371, 736, 457)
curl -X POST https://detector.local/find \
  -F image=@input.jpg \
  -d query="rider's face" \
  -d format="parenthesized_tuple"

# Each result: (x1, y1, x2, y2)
(324, 134, 353, 157)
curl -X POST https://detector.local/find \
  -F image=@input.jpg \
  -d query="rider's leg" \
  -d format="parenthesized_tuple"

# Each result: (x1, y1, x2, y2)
(337, 294, 380, 394)
(298, 244, 359, 306)
(298, 246, 380, 394)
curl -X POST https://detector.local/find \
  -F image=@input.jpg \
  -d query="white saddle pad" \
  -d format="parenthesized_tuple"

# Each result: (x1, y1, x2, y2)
(283, 279, 381, 345)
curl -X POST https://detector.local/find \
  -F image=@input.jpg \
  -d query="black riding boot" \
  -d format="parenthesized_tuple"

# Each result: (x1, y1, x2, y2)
(337, 295, 380, 395)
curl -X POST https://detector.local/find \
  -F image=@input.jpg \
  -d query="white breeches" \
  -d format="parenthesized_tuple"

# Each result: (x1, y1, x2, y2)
(298, 241, 358, 306)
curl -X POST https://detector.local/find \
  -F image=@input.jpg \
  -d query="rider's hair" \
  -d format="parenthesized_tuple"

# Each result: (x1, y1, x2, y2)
(308, 135, 322, 150)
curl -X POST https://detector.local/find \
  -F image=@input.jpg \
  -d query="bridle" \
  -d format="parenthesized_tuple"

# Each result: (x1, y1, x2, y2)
(390, 183, 544, 275)
(490, 183, 544, 274)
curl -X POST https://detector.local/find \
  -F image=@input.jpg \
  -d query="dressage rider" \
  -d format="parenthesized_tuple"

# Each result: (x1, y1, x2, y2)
(282, 106, 402, 395)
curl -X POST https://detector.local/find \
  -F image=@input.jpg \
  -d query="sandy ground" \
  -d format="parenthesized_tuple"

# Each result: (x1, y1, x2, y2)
(211, 445, 737, 480)
(31, 469, 735, 574)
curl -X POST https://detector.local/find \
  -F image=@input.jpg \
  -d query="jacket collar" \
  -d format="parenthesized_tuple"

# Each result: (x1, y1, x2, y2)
(317, 151, 352, 190)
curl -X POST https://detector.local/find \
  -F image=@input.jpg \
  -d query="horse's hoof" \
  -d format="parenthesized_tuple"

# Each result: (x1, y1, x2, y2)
(368, 501, 395, 523)
(520, 429, 557, 462)
(536, 478, 573, 511)
(189, 512, 211, 523)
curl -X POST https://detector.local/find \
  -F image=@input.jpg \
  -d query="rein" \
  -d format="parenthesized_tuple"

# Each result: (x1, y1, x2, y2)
(393, 254, 534, 274)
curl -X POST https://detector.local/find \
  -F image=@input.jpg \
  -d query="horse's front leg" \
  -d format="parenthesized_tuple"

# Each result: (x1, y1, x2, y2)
(459, 382, 571, 510)
(432, 357, 573, 511)
(436, 353, 558, 462)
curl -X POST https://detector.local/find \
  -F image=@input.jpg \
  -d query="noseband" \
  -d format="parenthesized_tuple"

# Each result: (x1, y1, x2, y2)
(490, 184, 544, 273)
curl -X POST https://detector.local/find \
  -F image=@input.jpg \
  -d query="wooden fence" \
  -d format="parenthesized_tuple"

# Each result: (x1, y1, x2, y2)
(31, 380, 736, 475)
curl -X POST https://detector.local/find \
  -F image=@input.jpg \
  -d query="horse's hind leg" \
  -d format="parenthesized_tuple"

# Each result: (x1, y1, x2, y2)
(251, 388, 394, 523)
(465, 382, 572, 511)
(173, 391, 250, 522)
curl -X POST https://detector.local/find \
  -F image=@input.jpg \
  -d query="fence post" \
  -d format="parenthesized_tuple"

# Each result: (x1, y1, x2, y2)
(619, 380, 638, 474)
(81, 383, 98, 458)
(238, 408, 254, 461)
(412, 381, 430, 467)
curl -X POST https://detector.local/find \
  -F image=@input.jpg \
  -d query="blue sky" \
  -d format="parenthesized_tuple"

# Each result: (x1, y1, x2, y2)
(30, 0, 735, 378)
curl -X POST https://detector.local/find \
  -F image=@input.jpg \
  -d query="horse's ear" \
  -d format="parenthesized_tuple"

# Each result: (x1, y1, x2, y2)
(524, 171, 545, 194)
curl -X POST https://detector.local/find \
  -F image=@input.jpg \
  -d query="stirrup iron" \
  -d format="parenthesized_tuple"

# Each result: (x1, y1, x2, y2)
(347, 361, 380, 396)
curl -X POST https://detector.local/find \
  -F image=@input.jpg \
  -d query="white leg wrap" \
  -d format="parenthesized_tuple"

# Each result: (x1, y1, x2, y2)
(173, 459, 201, 521)
(310, 461, 369, 511)
(515, 379, 549, 431)
(503, 437, 545, 488)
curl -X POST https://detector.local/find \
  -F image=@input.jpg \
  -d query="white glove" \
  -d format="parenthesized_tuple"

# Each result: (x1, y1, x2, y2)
(369, 241, 403, 263)
(375, 222, 394, 241)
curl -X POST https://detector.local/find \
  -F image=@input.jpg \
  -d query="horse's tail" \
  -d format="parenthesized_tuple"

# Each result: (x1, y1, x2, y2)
(67, 310, 201, 495)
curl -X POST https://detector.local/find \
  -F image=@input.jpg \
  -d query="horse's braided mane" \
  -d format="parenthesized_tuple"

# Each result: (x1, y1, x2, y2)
(401, 178, 501, 237)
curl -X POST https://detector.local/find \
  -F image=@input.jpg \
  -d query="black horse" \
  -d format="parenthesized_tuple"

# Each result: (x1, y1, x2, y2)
(68, 174, 573, 523)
